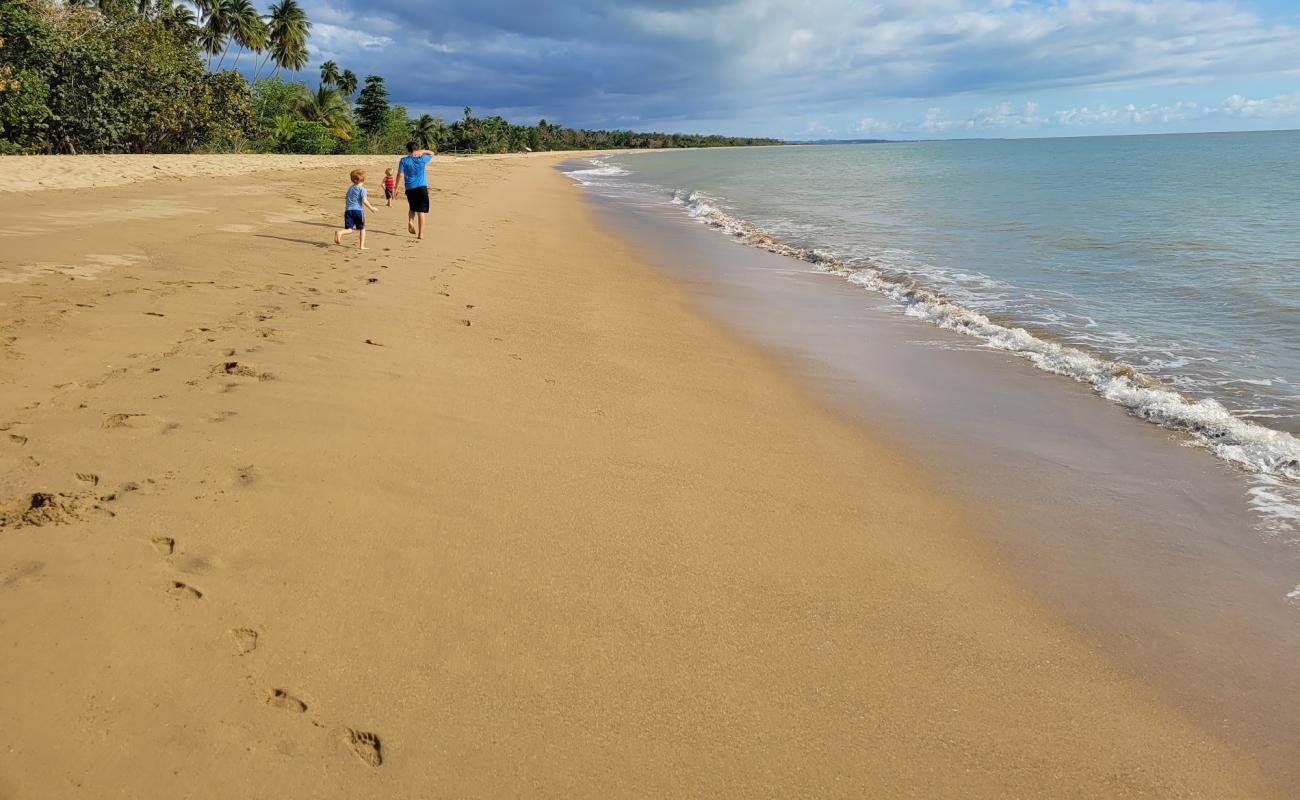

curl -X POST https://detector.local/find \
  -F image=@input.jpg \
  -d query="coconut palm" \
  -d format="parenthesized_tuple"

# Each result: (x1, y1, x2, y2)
(252, 0, 310, 82)
(319, 60, 340, 88)
(218, 0, 265, 70)
(198, 0, 232, 68)
(410, 114, 443, 150)
(296, 85, 352, 140)
(158, 0, 196, 27)
(337, 69, 358, 98)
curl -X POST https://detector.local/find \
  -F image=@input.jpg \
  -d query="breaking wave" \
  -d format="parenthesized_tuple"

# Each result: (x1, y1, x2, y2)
(668, 188, 1300, 488)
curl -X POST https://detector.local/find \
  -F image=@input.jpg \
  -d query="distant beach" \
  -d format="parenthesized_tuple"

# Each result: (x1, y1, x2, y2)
(0, 152, 1287, 797)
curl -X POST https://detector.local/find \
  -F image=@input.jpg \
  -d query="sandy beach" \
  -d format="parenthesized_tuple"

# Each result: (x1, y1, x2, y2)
(0, 154, 1278, 797)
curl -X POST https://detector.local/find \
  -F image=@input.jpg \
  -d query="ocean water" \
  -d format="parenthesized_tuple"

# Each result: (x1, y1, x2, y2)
(565, 132, 1300, 530)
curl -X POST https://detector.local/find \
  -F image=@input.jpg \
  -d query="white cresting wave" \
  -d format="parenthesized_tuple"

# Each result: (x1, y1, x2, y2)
(564, 159, 632, 184)
(666, 187, 1300, 504)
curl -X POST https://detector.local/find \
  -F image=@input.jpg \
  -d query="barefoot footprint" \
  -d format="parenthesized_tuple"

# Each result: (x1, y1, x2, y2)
(231, 627, 258, 655)
(264, 688, 307, 712)
(166, 580, 201, 599)
(345, 728, 382, 767)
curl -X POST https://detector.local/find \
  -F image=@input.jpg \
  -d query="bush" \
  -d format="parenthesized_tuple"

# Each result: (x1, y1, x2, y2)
(287, 121, 335, 154)
(0, 65, 50, 154)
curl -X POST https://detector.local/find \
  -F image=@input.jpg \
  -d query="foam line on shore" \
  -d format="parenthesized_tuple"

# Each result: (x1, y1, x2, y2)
(561, 158, 1300, 537)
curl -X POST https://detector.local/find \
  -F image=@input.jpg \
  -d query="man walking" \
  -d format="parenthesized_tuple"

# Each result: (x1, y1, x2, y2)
(395, 142, 435, 240)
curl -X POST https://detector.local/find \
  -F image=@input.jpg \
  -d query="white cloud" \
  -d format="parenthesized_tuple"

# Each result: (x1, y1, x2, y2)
(853, 116, 898, 135)
(306, 20, 394, 61)
(885, 90, 1300, 136)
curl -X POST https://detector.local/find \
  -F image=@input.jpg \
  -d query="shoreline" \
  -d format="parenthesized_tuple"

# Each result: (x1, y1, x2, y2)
(0, 154, 1279, 796)
(571, 153, 1300, 788)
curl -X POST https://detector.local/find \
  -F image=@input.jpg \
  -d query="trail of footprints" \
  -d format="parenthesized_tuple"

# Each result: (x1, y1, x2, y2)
(150, 529, 383, 768)
(0, 219, 488, 770)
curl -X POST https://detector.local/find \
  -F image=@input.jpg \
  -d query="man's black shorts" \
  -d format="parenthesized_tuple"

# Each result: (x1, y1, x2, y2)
(406, 186, 430, 213)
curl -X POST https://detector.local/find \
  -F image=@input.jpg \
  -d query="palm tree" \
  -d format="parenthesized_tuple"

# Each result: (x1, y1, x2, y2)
(319, 60, 340, 88)
(219, 0, 265, 70)
(411, 114, 442, 150)
(198, 0, 232, 68)
(296, 85, 352, 140)
(271, 114, 299, 151)
(252, 0, 310, 82)
(158, 0, 195, 27)
(337, 69, 358, 97)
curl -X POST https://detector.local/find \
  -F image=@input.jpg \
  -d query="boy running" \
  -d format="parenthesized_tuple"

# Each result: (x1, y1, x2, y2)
(395, 142, 435, 240)
(383, 168, 396, 207)
(333, 169, 378, 250)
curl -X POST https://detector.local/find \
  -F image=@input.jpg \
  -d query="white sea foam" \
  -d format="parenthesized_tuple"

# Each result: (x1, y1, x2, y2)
(563, 158, 632, 184)
(667, 187, 1300, 495)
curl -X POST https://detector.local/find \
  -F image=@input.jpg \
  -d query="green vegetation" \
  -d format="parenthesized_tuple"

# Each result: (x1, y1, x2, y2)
(0, 0, 783, 155)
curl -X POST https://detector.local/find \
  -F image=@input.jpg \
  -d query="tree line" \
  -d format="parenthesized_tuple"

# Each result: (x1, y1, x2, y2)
(0, 0, 783, 155)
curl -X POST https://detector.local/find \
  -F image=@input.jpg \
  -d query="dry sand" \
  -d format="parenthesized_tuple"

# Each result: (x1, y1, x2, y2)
(0, 154, 1277, 797)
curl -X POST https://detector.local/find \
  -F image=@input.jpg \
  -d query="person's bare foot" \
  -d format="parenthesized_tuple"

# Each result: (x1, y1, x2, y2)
(359, 246, 369, 250)
(408, 221, 417, 234)
(333, 231, 342, 245)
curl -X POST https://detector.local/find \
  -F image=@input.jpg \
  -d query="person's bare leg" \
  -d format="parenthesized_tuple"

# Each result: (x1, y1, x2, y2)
(417, 212, 426, 240)
(358, 229, 368, 250)
(408, 210, 417, 235)
(334, 229, 352, 245)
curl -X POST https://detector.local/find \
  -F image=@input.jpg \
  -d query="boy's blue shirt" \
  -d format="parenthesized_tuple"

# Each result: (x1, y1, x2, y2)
(345, 183, 367, 211)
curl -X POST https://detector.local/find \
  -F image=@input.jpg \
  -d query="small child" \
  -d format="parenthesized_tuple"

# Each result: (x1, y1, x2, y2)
(334, 169, 378, 250)
(383, 168, 396, 207)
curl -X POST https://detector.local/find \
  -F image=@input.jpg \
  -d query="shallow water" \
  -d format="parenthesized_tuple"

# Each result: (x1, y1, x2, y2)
(568, 132, 1300, 530)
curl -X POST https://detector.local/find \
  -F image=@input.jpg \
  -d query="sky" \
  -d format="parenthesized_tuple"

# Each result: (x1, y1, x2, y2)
(264, 0, 1300, 140)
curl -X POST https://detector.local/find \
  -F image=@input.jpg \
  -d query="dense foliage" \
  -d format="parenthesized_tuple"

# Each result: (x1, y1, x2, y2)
(0, 0, 783, 155)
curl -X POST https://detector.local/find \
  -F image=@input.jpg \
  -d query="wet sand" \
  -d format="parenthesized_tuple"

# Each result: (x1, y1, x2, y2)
(0, 154, 1279, 797)
(582, 172, 1300, 788)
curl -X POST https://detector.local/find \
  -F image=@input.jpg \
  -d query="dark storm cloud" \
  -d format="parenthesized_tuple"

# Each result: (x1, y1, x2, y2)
(296, 0, 1300, 132)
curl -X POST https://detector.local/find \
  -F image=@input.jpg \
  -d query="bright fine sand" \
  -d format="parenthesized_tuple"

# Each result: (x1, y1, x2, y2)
(0, 154, 1276, 798)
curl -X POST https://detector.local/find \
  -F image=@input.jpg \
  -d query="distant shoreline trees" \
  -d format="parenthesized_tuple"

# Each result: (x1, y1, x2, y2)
(0, 0, 784, 155)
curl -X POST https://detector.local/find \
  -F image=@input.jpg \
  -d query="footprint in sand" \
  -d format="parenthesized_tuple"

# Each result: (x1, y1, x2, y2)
(1, 560, 45, 590)
(206, 411, 237, 423)
(344, 729, 382, 767)
(231, 627, 258, 655)
(263, 689, 307, 713)
(102, 413, 144, 429)
(210, 361, 273, 381)
(165, 580, 202, 599)
(9, 433, 27, 446)
(75, 472, 99, 486)
(151, 536, 175, 555)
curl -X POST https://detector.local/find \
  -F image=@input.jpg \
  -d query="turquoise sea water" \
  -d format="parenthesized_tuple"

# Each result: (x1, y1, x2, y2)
(566, 131, 1300, 518)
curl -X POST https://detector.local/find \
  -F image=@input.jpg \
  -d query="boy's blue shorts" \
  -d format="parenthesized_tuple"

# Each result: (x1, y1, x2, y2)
(344, 210, 365, 230)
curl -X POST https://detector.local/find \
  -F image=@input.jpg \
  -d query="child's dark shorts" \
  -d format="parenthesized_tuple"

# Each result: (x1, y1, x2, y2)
(344, 210, 365, 230)
(384, 188, 394, 200)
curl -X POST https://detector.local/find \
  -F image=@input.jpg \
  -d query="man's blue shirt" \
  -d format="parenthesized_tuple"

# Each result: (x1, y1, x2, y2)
(398, 153, 431, 189)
